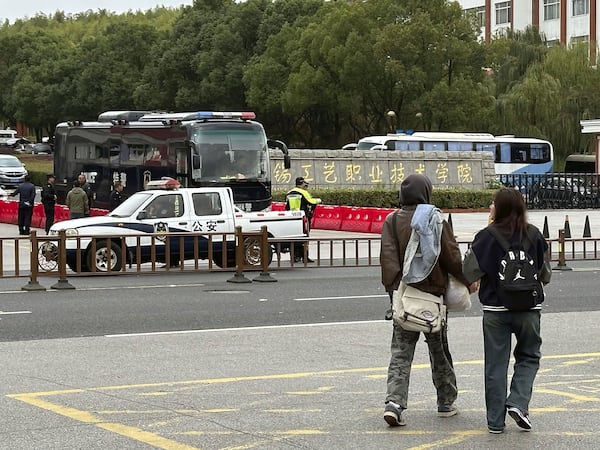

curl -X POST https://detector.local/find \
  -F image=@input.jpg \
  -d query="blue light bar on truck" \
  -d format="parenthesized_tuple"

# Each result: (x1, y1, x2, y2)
(139, 111, 256, 122)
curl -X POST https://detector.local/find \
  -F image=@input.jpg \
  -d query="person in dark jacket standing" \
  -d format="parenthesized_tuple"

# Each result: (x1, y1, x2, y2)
(463, 188, 550, 434)
(11, 175, 36, 235)
(109, 181, 124, 211)
(379, 174, 473, 427)
(41, 173, 57, 233)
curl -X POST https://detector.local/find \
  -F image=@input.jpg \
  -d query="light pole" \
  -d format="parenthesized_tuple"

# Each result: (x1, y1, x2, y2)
(386, 110, 397, 133)
(415, 112, 423, 131)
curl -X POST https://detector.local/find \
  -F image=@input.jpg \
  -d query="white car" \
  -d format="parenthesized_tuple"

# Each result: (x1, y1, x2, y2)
(0, 154, 28, 187)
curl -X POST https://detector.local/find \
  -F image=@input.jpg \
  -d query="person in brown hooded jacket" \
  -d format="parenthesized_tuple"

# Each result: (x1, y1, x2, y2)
(380, 174, 475, 427)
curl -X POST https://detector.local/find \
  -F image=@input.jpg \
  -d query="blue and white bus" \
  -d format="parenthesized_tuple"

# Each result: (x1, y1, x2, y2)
(356, 132, 554, 175)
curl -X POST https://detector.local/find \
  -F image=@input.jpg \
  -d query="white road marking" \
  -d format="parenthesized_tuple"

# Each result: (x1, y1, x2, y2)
(105, 320, 385, 338)
(295, 294, 387, 301)
(0, 310, 32, 315)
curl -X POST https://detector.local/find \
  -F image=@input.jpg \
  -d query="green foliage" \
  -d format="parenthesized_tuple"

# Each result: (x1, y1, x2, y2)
(273, 187, 495, 210)
(0, 3, 598, 157)
(14, 154, 53, 187)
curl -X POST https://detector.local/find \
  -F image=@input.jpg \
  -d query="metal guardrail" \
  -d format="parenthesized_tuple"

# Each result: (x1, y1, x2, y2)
(499, 173, 600, 210)
(1, 228, 598, 290)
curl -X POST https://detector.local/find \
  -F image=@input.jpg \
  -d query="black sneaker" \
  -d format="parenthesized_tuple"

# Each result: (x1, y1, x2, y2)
(437, 404, 458, 417)
(383, 402, 406, 427)
(488, 427, 504, 434)
(507, 406, 532, 431)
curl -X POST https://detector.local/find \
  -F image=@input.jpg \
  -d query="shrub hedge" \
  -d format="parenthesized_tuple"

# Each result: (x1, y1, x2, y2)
(273, 187, 496, 210)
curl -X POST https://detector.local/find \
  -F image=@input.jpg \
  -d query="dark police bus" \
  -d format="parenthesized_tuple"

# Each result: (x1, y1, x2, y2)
(53, 111, 290, 211)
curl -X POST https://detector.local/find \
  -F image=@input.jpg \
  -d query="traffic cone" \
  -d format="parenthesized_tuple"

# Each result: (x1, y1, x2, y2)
(564, 215, 571, 238)
(447, 213, 453, 231)
(542, 216, 549, 239)
(583, 215, 592, 238)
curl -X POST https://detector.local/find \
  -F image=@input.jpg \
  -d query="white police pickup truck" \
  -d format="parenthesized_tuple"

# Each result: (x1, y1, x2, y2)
(48, 179, 307, 272)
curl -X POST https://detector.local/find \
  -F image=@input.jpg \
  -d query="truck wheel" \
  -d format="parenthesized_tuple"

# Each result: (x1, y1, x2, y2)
(88, 240, 123, 272)
(212, 252, 236, 268)
(38, 242, 58, 271)
(243, 236, 273, 267)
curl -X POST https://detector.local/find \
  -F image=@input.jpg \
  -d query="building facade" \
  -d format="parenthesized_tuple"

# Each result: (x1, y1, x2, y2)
(460, 0, 598, 62)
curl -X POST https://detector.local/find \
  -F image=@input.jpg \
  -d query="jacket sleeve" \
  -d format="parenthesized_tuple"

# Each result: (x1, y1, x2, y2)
(462, 230, 487, 283)
(380, 213, 402, 293)
(462, 247, 485, 283)
(302, 190, 322, 206)
(438, 221, 470, 287)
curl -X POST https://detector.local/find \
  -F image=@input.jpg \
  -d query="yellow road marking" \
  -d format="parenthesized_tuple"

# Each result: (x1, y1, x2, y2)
(8, 393, 200, 450)
(7, 351, 600, 449)
(407, 430, 485, 450)
(536, 388, 600, 402)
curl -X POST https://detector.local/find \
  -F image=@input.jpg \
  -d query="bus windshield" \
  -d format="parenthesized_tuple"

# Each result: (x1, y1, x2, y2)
(190, 128, 268, 181)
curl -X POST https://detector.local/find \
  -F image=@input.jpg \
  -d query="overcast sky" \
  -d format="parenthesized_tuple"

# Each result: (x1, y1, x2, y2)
(1, 1, 194, 23)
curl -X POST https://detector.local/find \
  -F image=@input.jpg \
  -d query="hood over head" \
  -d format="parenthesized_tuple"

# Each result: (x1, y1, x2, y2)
(400, 174, 432, 206)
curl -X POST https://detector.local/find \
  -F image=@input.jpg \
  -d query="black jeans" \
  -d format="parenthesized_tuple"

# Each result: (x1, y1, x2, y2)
(18, 205, 33, 235)
(44, 204, 55, 233)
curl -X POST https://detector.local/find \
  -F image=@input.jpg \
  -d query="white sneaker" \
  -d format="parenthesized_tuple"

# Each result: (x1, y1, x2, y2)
(507, 406, 532, 431)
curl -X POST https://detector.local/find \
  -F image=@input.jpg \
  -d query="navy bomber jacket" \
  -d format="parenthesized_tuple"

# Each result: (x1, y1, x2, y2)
(463, 224, 549, 310)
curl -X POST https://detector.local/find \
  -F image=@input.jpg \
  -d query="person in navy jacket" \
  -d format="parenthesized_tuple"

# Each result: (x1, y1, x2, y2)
(463, 187, 550, 434)
(11, 175, 36, 235)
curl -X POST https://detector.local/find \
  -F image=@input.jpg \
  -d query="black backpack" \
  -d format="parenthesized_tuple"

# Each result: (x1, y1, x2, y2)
(488, 226, 543, 311)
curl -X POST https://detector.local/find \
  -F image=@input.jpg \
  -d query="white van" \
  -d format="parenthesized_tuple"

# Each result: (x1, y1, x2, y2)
(0, 129, 18, 146)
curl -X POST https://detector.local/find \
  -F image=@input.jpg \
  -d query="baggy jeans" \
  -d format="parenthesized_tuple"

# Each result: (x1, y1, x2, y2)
(483, 310, 542, 430)
(386, 324, 457, 410)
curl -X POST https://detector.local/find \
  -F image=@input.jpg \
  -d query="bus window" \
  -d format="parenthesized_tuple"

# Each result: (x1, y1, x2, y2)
(422, 142, 445, 151)
(498, 143, 512, 163)
(393, 141, 419, 151)
(447, 142, 472, 151)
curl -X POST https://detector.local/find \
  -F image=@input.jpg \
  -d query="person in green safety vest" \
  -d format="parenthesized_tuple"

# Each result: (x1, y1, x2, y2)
(286, 176, 322, 263)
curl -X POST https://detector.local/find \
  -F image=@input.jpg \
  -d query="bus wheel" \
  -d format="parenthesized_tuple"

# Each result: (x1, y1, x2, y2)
(243, 236, 273, 267)
(88, 241, 123, 272)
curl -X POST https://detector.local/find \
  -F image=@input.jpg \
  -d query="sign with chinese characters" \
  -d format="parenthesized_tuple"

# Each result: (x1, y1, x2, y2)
(270, 150, 494, 190)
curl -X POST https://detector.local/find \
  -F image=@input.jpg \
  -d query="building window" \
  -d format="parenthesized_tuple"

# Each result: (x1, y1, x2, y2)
(465, 6, 485, 28)
(570, 35, 589, 48)
(544, 0, 560, 20)
(495, 1, 511, 25)
(572, 0, 589, 16)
